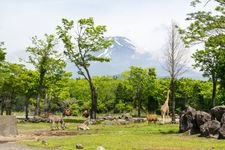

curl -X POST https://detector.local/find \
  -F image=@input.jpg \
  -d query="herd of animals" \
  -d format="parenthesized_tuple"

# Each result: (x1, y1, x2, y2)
(45, 109, 160, 130)
(28, 89, 225, 140)
(38, 90, 171, 130)
(39, 108, 90, 130)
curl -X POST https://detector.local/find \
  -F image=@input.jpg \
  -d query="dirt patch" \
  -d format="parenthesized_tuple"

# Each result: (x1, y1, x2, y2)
(31, 130, 79, 136)
(0, 129, 80, 143)
(0, 129, 79, 150)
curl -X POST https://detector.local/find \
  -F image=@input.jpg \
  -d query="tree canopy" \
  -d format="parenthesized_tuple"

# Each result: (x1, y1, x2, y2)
(57, 17, 113, 119)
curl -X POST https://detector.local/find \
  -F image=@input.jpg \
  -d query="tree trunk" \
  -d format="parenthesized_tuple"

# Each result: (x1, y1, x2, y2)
(84, 66, 98, 120)
(137, 90, 141, 117)
(25, 98, 29, 120)
(171, 78, 176, 123)
(35, 72, 45, 116)
(1, 100, 4, 115)
(44, 93, 49, 113)
(90, 84, 97, 119)
(5, 98, 11, 115)
(35, 92, 41, 116)
(212, 77, 217, 108)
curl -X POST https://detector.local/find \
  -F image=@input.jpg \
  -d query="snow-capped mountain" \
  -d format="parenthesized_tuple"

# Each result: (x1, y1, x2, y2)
(98, 36, 136, 59)
(66, 36, 204, 79)
(89, 36, 154, 76)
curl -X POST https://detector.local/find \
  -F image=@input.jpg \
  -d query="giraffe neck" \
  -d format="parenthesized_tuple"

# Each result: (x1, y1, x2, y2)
(165, 99, 169, 105)
(164, 90, 170, 105)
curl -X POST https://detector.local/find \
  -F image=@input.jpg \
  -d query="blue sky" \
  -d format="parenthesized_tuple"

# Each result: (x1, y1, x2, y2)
(0, 0, 212, 64)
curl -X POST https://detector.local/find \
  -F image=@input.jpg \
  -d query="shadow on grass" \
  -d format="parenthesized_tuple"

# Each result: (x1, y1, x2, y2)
(158, 129, 179, 134)
(63, 118, 85, 123)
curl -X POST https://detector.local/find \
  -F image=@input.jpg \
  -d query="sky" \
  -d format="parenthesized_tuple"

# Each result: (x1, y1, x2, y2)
(0, 0, 213, 67)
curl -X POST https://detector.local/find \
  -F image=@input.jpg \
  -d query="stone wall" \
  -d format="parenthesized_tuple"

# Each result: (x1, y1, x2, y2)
(0, 116, 18, 136)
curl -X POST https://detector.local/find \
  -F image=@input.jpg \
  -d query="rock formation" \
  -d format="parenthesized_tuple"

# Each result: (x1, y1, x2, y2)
(179, 106, 225, 139)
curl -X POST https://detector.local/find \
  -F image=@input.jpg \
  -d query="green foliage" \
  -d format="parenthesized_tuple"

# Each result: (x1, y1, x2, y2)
(26, 34, 67, 115)
(94, 76, 118, 113)
(180, 0, 225, 107)
(125, 66, 156, 116)
(176, 78, 212, 111)
(0, 42, 6, 62)
(57, 17, 113, 78)
(57, 17, 113, 119)
(69, 103, 80, 116)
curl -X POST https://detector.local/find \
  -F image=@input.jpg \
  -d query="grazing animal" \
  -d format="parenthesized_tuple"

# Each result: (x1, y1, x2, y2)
(160, 90, 170, 124)
(147, 114, 158, 124)
(40, 112, 52, 118)
(82, 110, 90, 118)
(77, 123, 90, 130)
(77, 119, 90, 130)
(48, 115, 65, 130)
(63, 108, 72, 117)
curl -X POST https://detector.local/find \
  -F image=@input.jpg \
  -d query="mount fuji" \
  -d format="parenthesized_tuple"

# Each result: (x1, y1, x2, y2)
(90, 36, 158, 76)
(66, 36, 204, 79)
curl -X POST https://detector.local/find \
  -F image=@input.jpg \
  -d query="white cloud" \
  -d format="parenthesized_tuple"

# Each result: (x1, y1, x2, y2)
(0, 0, 208, 64)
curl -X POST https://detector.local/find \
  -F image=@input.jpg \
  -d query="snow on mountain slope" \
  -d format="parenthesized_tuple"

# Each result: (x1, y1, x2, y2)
(66, 36, 203, 79)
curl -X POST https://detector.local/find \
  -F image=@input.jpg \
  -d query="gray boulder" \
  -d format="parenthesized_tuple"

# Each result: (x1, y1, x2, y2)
(76, 144, 84, 149)
(101, 120, 116, 125)
(220, 113, 225, 125)
(121, 113, 133, 122)
(103, 116, 114, 121)
(179, 106, 198, 134)
(195, 111, 211, 127)
(116, 119, 129, 125)
(217, 113, 225, 139)
(133, 118, 146, 123)
(200, 120, 220, 138)
(210, 106, 225, 121)
(219, 124, 225, 139)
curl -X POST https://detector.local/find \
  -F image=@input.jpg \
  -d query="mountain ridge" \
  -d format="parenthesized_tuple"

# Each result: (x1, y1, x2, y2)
(66, 36, 204, 80)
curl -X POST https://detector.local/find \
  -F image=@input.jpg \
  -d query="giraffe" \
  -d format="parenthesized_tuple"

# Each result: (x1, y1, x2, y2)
(160, 90, 170, 124)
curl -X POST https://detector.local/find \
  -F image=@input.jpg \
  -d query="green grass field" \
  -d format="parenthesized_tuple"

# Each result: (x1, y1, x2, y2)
(18, 121, 225, 150)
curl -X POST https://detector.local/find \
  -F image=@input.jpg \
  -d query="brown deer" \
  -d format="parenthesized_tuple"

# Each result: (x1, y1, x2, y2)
(147, 114, 158, 124)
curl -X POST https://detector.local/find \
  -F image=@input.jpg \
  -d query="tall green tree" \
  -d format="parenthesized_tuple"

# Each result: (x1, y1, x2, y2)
(128, 66, 156, 117)
(44, 71, 71, 112)
(180, 0, 225, 107)
(192, 43, 219, 107)
(57, 17, 113, 119)
(0, 63, 25, 115)
(26, 34, 65, 115)
(18, 69, 38, 119)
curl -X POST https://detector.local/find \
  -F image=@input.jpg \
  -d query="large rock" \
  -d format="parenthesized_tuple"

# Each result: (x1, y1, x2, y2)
(218, 113, 225, 139)
(116, 119, 129, 125)
(219, 124, 225, 139)
(0, 116, 18, 136)
(210, 106, 225, 121)
(121, 113, 133, 122)
(101, 120, 117, 125)
(179, 106, 198, 134)
(200, 120, 220, 138)
(195, 111, 211, 127)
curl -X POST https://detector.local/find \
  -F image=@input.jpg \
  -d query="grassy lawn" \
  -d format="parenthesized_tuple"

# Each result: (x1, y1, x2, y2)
(18, 121, 225, 150)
